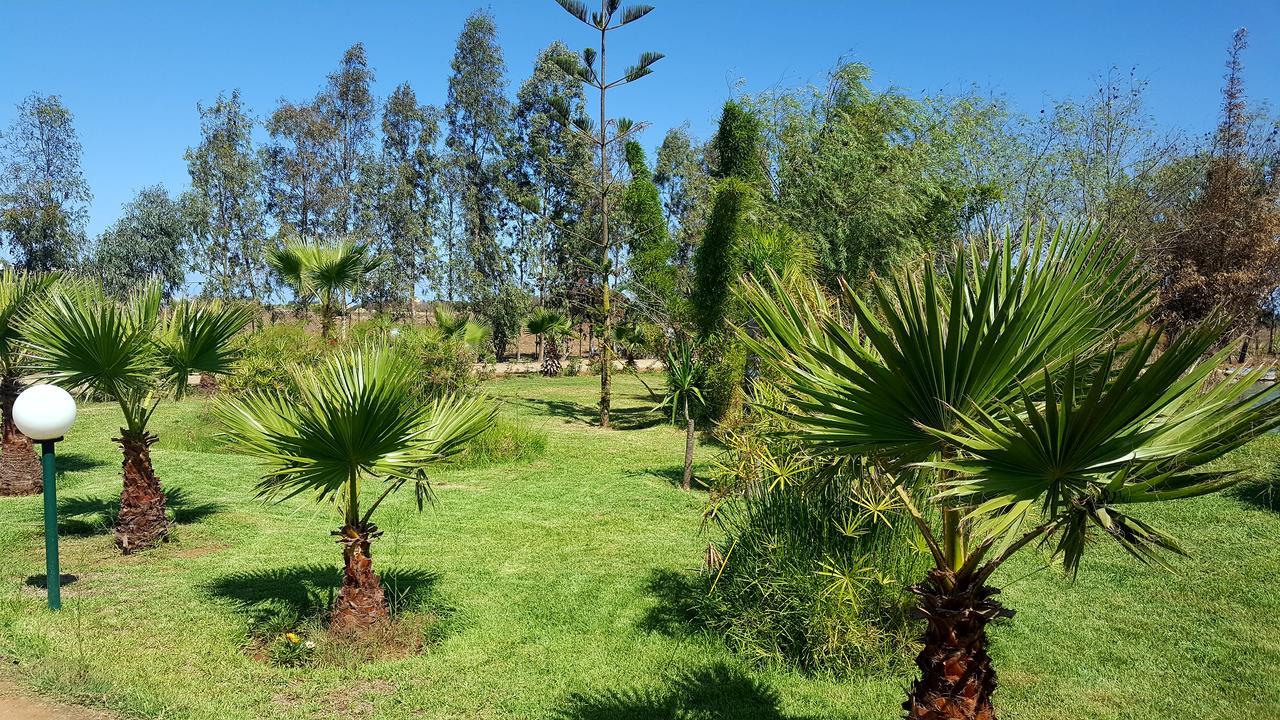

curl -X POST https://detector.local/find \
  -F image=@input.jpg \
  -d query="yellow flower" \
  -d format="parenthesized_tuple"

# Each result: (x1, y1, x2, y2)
(285, 632, 300, 644)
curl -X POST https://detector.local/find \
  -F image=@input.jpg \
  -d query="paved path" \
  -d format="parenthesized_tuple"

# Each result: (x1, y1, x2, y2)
(0, 679, 111, 720)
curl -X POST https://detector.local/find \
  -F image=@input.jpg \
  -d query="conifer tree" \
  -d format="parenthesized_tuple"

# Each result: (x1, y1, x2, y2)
(550, 0, 663, 429)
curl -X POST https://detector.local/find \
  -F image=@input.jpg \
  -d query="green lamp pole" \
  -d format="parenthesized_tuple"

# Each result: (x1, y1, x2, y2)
(14, 384, 77, 611)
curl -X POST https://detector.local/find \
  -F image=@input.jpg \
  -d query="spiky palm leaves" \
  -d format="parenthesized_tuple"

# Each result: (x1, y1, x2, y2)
(527, 309, 571, 377)
(655, 341, 705, 490)
(268, 238, 381, 340)
(431, 305, 492, 354)
(740, 223, 1280, 719)
(0, 269, 57, 495)
(22, 283, 253, 552)
(216, 346, 495, 634)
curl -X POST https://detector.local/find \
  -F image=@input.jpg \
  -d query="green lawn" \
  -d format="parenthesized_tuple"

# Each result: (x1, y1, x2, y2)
(0, 374, 1277, 719)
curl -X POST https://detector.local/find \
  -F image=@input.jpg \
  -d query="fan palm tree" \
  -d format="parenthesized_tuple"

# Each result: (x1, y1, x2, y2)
(216, 346, 496, 635)
(0, 269, 58, 496)
(526, 308, 571, 377)
(655, 341, 705, 490)
(268, 238, 382, 340)
(431, 305, 492, 355)
(22, 283, 254, 552)
(740, 223, 1280, 720)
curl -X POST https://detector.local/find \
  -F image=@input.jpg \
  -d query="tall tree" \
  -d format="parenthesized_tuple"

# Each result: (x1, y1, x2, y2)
(183, 91, 269, 302)
(0, 94, 91, 271)
(263, 98, 338, 242)
(445, 11, 511, 300)
(551, 0, 664, 429)
(321, 43, 376, 236)
(620, 140, 676, 310)
(510, 41, 594, 307)
(1152, 28, 1280, 344)
(654, 125, 711, 272)
(93, 185, 188, 300)
(369, 83, 441, 316)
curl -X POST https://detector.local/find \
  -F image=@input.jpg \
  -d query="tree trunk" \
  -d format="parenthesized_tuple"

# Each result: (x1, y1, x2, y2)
(904, 569, 1013, 720)
(114, 431, 168, 554)
(542, 336, 562, 377)
(0, 377, 42, 496)
(682, 396, 694, 491)
(330, 523, 389, 635)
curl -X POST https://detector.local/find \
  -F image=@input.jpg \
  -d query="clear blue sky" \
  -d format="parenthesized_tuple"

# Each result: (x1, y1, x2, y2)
(1, 0, 1277, 239)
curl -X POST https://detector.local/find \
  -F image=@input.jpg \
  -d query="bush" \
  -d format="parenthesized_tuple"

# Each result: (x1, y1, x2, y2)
(223, 321, 332, 396)
(453, 417, 547, 468)
(699, 334, 746, 425)
(390, 325, 479, 400)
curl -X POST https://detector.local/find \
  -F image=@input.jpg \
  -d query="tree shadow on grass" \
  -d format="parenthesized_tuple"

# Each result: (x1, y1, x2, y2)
(205, 564, 446, 621)
(57, 487, 223, 536)
(636, 568, 706, 639)
(553, 662, 813, 720)
(55, 452, 110, 473)
(501, 396, 665, 430)
(1229, 480, 1280, 512)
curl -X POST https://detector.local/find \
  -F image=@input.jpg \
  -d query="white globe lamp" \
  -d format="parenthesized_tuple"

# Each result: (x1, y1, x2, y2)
(13, 383, 76, 612)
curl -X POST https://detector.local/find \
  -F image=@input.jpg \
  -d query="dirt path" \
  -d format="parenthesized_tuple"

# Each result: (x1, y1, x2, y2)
(0, 679, 113, 720)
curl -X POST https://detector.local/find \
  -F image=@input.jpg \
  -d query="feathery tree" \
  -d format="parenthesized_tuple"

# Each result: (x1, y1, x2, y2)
(217, 346, 496, 635)
(183, 91, 269, 302)
(0, 270, 57, 496)
(0, 94, 90, 271)
(22, 284, 253, 552)
(268, 238, 381, 340)
(550, 0, 663, 429)
(445, 11, 511, 300)
(93, 185, 188, 301)
(741, 223, 1280, 719)
(321, 43, 376, 236)
(370, 83, 441, 316)
(621, 140, 677, 311)
(263, 98, 338, 241)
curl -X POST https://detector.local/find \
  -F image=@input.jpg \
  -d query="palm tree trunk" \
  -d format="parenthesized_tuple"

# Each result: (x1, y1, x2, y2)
(542, 336, 562, 377)
(682, 396, 694, 491)
(0, 377, 42, 496)
(330, 523, 389, 635)
(114, 430, 168, 554)
(904, 569, 1013, 720)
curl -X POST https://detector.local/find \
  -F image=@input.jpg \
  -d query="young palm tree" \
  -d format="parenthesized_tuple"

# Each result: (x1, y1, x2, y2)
(216, 346, 496, 634)
(268, 238, 381, 340)
(0, 269, 58, 496)
(655, 341, 705, 490)
(740, 224, 1280, 720)
(22, 283, 253, 552)
(431, 305, 492, 354)
(526, 308, 570, 377)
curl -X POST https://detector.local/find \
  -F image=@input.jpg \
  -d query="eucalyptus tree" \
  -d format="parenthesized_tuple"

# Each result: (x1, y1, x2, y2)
(741, 223, 1280, 720)
(654, 125, 712, 272)
(268, 238, 381, 340)
(0, 94, 91, 271)
(445, 10, 511, 301)
(22, 283, 253, 553)
(321, 43, 377, 237)
(263, 98, 339, 241)
(0, 270, 57, 496)
(93, 185, 188, 301)
(550, 0, 663, 429)
(217, 346, 496, 634)
(183, 90, 269, 303)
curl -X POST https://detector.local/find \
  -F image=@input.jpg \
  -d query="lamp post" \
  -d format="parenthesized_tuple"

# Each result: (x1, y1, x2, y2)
(13, 384, 77, 611)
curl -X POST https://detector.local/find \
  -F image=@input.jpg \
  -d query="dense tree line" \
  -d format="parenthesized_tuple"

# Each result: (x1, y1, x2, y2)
(0, 18, 1275, 369)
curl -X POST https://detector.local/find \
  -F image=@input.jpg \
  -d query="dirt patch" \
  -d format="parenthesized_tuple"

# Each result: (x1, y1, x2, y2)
(0, 679, 115, 720)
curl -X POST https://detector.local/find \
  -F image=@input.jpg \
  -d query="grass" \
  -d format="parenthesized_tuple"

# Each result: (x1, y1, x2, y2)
(0, 374, 1276, 719)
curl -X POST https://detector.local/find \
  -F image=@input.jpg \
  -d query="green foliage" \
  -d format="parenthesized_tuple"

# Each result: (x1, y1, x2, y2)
(691, 178, 754, 339)
(0, 268, 58, 378)
(622, 141, 678, 307)
(222, 322, 332, 397)
(710, 100, 765, 184)
(267, 237, 381, 338)
(699, 334, 746, 425)
(656, 341, 705, 424)
(453, 417, 548, 469)
(474, 283, 532, 361)
(92, 185, 187, 301)
(216, 345, 496, 528)
(390, 324, 479, 399)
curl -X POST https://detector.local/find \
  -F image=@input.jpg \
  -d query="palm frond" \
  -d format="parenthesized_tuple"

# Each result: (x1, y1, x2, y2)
(156, 300, 255, 397)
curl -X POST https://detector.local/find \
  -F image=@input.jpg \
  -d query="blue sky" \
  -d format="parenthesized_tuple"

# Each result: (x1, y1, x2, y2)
(1, 0, 1277, 239)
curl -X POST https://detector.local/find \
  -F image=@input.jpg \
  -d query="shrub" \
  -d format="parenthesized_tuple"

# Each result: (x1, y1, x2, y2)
(453, 417, 548, 468)
(390, 325, 479, 400)
(223, 321, 332, 397)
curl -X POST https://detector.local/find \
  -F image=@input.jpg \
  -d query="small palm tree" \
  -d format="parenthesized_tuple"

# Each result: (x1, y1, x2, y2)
(431, 305, 492, 355)
(216, 346, 496, 635)
(268, 238, 381, 340)
(655, 341, 705, 490)
(22, 283, 253, 552)
(741, 224, 1280, 719)
(0, 269, 58, 496)
(526, 308, 571, 377)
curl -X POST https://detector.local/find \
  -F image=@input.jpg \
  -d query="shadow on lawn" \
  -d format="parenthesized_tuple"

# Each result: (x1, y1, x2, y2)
(57, 487, 223, 536)
(508, 396, 666, 430)
(1229, 480, 1280, 512)
(205, 564, 445, 620)
(553, 662, 812, 720)
(55, 452, 110, 473)
(636, 568, 705, 639)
